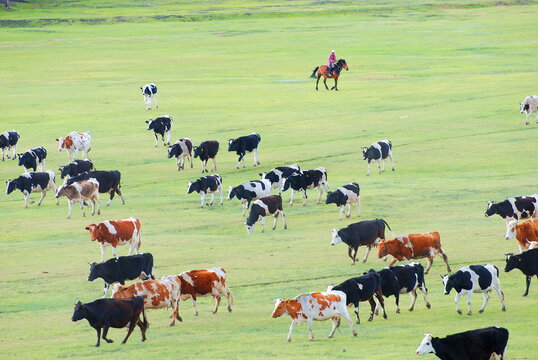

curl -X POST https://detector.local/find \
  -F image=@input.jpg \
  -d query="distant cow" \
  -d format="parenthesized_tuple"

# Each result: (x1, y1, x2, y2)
(56, 179, 100, 218)
(146, 116, 172, 147)
(0, 130, 19, 161)
(485, 195, 538, 223)
(228, 133, 261, 169)
(520, 95, 538, 125)
(227, 179, 272, 216)
(141, 83, 158, 110)
(168, 138, 193, 171)
(244, 195, 287, 234)
(56, 131, 91, 161)
(6, 171, 58, 208)
(442, 264, 506, 316)
(331, 219, 393, 265)
(85, 218, 142, 262)
(325, 182, 360, 220)
(282, 167, 330, 206)
(259, 164, 301, 194)
(193, 140, 219, 173)
(187, 174, 223, 208)
(66, 170, 124, 206)
(504, 219, 538, 253)
(378, 232, 451, 274)
(271, 291, 357, 342)
(71, 297, 147, 347)
(416, 327, 509, 360)
(362, 139, 394, 176)
(18, 147, 46, 172)
(59, 159, 94, 179)
(505, 248, 538, 296)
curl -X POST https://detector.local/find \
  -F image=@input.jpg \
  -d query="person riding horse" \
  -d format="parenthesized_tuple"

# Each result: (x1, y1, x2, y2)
(327, 50, 336, 77)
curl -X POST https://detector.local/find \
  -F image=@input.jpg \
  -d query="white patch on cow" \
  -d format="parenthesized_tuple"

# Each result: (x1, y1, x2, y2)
(396, 235, 406, 243)
(416, 333, 435, 355)
(72, 182, 83, 193)
(254, 199, 270, 214)
(21, 173, 31, 179)
(208, 267, 226, 280)
(103, 221, 118, 235)
(404, 240, 413, 250)
(331, 229, 342, 245)
(181, 273, 195, 287)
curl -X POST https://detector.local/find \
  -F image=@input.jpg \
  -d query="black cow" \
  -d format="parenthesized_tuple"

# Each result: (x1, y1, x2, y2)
(281, 167, 330, 206)
(87, 253, 155, 297)
(228, 133, 261, 169)
(0, 130, 20, 161)
(331, 219, 393, 265)
(18, 147, 47, 172)
(505, 248, 538, 296)
(187, 174, 223, 208)
(193, 140, 219, 173)
(362, 139, 394, 176)
(244, 195, 287, 234)
(485, 195, 538, 222)
(141, 83, 157, 110)
(326, 182, 360, 220)
(66, 170, 124, 206)
(59, 159, 94, 179)
(146, 115, 172, 147)
(72, 297, 148, 347)
(328, 270, 387, 324)
(259, 164, 301, 194)
(6, 170, 58, 208)
(416, 327, 509, 360)
(227, 179, 272, 216)
(168, 138, 193, 171)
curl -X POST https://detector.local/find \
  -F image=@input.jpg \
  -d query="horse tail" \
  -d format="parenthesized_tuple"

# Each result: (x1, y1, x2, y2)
(311, 67, 319, 78)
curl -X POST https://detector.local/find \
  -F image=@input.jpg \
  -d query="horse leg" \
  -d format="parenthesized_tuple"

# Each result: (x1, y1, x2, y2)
(316, 74, 321, 91)
(323, 77, 329, 90)
(331, 78, 338, 91)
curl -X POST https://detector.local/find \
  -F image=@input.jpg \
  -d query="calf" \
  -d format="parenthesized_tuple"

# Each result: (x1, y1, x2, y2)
(59, 159, 94, 179)
(168, 138, 193, 171)
(56, 179, 100, 218)
(6, 171, 58, 208)
(146, 116, 172, 147)
(18, 147, 46, 172)
(0, 130, 19, 161)
(141, 83, 158, 110)
(227, 179, 272, 216)
(485, 195, 538, 223)
(66, 170, 124, 206)
(244, 195, 287, 234)
(85, 217, 142, 263)
(325, 182, 360, 220)
(187, 174, 223, 208)
(441, 264, 506, 316)
(71, 297, 147, 347)
(362, 139, 394, 176)
(378, 232, 451, 274)
(193, 140, 219, 173)
(227, 133, 261, 168)
(282, 167, 330, 206)
(505, 248, 538, 296)
(504, 218, 538, 253)
(416, 327, 509, 360)
(259, 164, 301, 194)
(271, 291, 357, 342)
(520, 95, 538, 125)
(56, 131, 92, 161)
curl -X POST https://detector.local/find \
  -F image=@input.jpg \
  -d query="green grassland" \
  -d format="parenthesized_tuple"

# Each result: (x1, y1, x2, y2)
(1, 1, 537, 359)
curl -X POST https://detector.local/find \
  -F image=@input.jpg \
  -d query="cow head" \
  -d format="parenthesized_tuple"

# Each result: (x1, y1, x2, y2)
(71, 301, 86, 322)
(378, 239, 390, 258)
(140, 86, 145, 96)
(505, 219, 517, 240)
(484, 201, 497, 217)
(227, 186, 236, 201)
(362, 147, 370, 160)
(271, 298, 287, 318)
(227, 139, 236, 152)
(416, 333, 436, 355)
(17, 153, 29, 167)
(146, 120, 155, 131)
(331, 229, 343, 246)
(504, 253, 518, 273)
(187, 181, 199, 194)
(56, 136, 71, 151)
(281, 175, 297, 192)
(167, 145, 177, 159)
(85, 224, 99, 240)
(6, 180, 17, 195)
(441, 274, 454, 295)
(55, 185, 71, 199)
(325, 190, 343, 206)
(193, 146, 202, 159)
(520, 101, 530, 114)
(87, 262, 101, 281)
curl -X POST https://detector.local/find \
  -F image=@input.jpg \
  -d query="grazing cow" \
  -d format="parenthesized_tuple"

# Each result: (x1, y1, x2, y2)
(0, 130, 19, 161)
(18, 147, 46, 172)
(168, 138, 193, 171)
(227, 133, 261, 169)
(59, 159, 94, 179)
(71, 297, 147, 347)
(259, 164, 301, 194)
(56, 179, 100, 218)
(331, 219, 393, 265)
(485, 195, 538, 223)
(176, 267, 234, 316)
(227, 179, 272, 216)
(441, 264, 506, 316)
(6, 171, 58, 208)
(112, 276, 182, 326)
(56, 131, 91, 161)
(271, 291, 357, 342)
(187, 174, 223, 208)
(146, 116, 173, 147)
(244, 195, 287, 234)
(66, 170, 124, 206)
(504, 218, 538, 253)
(416, 327, 509, 360)
(281, 167, 330, 206)
(325, 182, 360, 220)
(328, 270, 387, 324)
(85, 218, 142, 263)
(520, 95, 538, 125)
(193, 140, 219, 173)
(505, 248, 538, 296)
(141, 83, 158, 110)
(362, 139, 394, 176)
(87, 253, 155, 297)
(378, 232, 451, 274)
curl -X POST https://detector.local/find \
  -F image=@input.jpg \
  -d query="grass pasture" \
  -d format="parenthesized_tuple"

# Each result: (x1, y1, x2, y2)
(1, 0, 537, 359)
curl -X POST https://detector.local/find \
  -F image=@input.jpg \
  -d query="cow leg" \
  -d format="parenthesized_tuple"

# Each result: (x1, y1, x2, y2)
(121, 319, 137, 345)
(209, 192, 215, 206)
(25, 191, 34, 207)
(90, 198, 96, 216)
(492, 278, 506, 311)
(289, 189, 295, 207)
(420, 284, 431, 309)
(363, 245, 371, 263)
(376, 290, 387, 319)
(382, 158, 387, 172)
(191, 296, 199, 316)
(377, 158, 382, 174)
(307, 318, 314, 341)
(354, 303, 360, 324)
(189, 154, 193, 168)
(339, 205, 344, 220)
(1, 148, 4, 161)
(100, 244, 106, 263)
(253, 147, 260, 165)
(166, 131, 171, 146)
(102, 283, 110, 298)
(113, 246, 119, 258)
(80, 199, 86, 217)
(154, 93, 158, 109)
(424, 257, 433, 274)
(281, 211, 287, 229)
(339, 307, 357, 336)
(37, 191, 46, 206)
(438, 249, 451, 273)
(525, 113, 530, 125)
(409, 290, 417, 312)
(261, 216, 266, 233)
(366, 160, 372, 176)
(212, 157, 217, 171)
(454, 293, 462, 315)
(287, 320, 297, 342)
(67, 200, 73, 219)
(478, 292, 489, 314)
(137, 317, 147, 341)
(302, 189, 307, 206)
(351, 247, 358, 265)
(12, 144, 17, 160)
(242, 155, 246, 168)
(395, 293, 400, 314)
(272, 213, 278, 230)
(241, 201, 247, 216)
(523, 276, 531, 296)
(328, 317, 339, 338)
(346, 203, 352, 218)
(212, 295, 221, 314)
(94, 327, 102, 347)
(153, 133, 159, 147)
(102, 325, 114, 343)
(219, 186, 223, 205)
(316, 186, 322, 204)
(116, 187, 125, 205)
(95, 194, 101, 215)
(200, 192, 206, 208)
(389, 153, 395, 171)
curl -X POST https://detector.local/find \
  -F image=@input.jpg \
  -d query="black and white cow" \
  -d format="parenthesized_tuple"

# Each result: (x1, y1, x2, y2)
(6, 171, 58, 208)
(227, 179, 272, 216)
(228, 133, 261, 169)
(59, 159, 94, 179)
(0, 130, 20, 161)
(505, 248, 538, 296)
(193, 140, 219, 173)
(362, 139, 394, 176)
(244, 195, 287, 234)
(168, 138, 193, 171)
(416, 327, 509, 360)
(520, 95, 538, 125)
(485, 195, 538, 223)
(187, 174, 223, 208)
(259, 164, 301, 194)
(141, 83, 158, 111)
(325, 182, 360, 220)
(441, 264, 506, 316)
(66, 170, 124, 206)
(146, 116, 172, 147)
(281, 167, 330, 206)
(18, 147, 47, 173)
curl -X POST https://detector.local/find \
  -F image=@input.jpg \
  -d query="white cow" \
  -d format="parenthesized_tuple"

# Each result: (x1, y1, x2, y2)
(141, 83, 158, 111)
(520, 95, 538, 125)
(56, 131, 92, 161)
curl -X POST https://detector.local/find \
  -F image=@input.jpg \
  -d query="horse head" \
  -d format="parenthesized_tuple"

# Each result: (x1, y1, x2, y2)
(337, 59, 349, 71)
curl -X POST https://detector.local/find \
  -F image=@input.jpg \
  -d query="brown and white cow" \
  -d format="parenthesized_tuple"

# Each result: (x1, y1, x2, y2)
(85, 217, 141, 262)
(378, 232, 451, 274)
(56, 131, 91, 161)
(244, 195, 287, 234)
(111, 275, 182, 326)
(505, 218, 538, 253)
(176, 267, 234, 316)
(55, 179, 100, 219)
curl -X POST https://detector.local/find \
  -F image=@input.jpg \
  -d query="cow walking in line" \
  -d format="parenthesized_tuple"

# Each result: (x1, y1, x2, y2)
(187, 174, 223, 208)
(146, 116, 173, 147)
(85, 218, 142, 262)
(520, 95, 538, 125)
(56, 179, 100, 219)
(505, 249, 538, 296)
(6, 171, 59, 208)
(168, 138, 193, 171)
(0, 130, 19, 161)
(325, 182, 360, 220)
(56, 131, 92, 161)
(362, 139, 394, 176)
(18, 147, 47, 173)
(244, 195, 287, 234)
(228, 133, 261, 169)
(194, 140, 219, 173)
(141, 83, 158, 110)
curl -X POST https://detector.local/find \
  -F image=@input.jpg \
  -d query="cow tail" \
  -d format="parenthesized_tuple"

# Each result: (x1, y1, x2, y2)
(137, 226, 142, 252)
(336, 316, 342, 334)
(311, 67, 319, 78)
(226, 286, 235, 305)
(380, 219, 396, 237)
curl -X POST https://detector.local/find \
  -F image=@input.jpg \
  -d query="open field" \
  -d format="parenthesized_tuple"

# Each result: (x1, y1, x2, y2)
(1, 1, 537, 359)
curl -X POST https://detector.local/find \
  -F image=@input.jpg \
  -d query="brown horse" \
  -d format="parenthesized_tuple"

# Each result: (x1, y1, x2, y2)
(311, 59, 349, 91)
